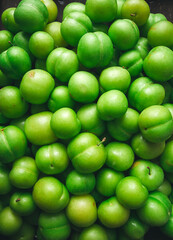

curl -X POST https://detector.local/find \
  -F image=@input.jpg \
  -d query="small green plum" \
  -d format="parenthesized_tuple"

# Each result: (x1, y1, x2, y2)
(130, 160, 164, 191)
(61, 12, 93, 47)
(99, 66, 131, 93)
(38, 211, 71, 240)
(98, 196, 130, 228)
(143, 46, 173, 82)
(10, 191, 36, 216)
(107, 108, 139, 141)
(9, 156, 39, 189)
(138, 105, 173, 143)
(97, 90, 128, 121)
(66, 194, 97, 228)
(108, 19, 139, 51)
(0, 125, 27, 164)
(32, 176, 69, 213)
(66, 170, 95, 195)
(106, 142, 135, 171)
(131, 133, 165, 160)
(137, 191, 172, 226)
(116, 176, 148, 209)
(24, 111, 57, 146)
(68, 71, 99, 104)
(35, 143, 69, 175)
(67, 132, 107, 173)
(96, 168, 124, 197)
(50, 107, 81, 139)
(29, 31, 54, 59)
(85, 0, 117, 23)
(77, 103, 105, 137)
(44, 22, 68, 48)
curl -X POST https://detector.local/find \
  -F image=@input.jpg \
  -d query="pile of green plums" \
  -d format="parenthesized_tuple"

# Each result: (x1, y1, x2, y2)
(1, 0, 173, 239)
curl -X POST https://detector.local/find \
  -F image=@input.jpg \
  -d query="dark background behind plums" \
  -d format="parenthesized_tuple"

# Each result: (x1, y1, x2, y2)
(0, 0, 173, 239)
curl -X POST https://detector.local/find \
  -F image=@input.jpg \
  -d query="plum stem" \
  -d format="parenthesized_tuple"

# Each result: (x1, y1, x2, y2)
(130, 13, 136, 17)
(8, 41, 13, 46)
(16, 198, 21, 202)
(147, 166, 151, 175)
(97, 137, 106, 146)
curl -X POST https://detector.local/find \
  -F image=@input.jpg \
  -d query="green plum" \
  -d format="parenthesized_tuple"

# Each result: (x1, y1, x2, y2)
(41, 0, 58, 23)
(107, 108, 139, 141)
(0, 125, 27, 164)
(0, 86, 29, 119)
(106, 142, 134, 171)
(134, 37, 151, 59)
(46, 47, 79, 82)
(62, 2, 85, 20)
(108, 19, 139, 51)
(68, 71, 99, 104)
(85, 0, 117, 23)
(1, 8, 21, 34)
(140, 13, 167, 37)
(130, 160, 164, 191)
(38, 211, 71, 240)
(24, 111, 57, 146)
(121, 213, 149, 240)
(44, 22, 68, 48)
(48, 85, 75, 113)
(128, 77, 165, 112)
(116, 176, 148, 209)
(67, 132, 107, 173)
(117, 0, 126, 19)
(13, 31, 34, 60)
(143, 46, 173, 82)
(77, 32, 113, 68)
(160, 140, 173, 173)
(35, 142, 69, 175)
(66, 170, 95, 195)
(138, 105, 173, 143)
(157, 179, 172, 196)
(121, 0, 150, 26)
(137, 191, 172, 226)
(98, 196, 130, 228)
(119, 49, 143, 77)
(79, 224, 108, 240)
(97, 90, 128, 121)
(131, 133, 165, 160)
(147, 20, 173, 48)
(61, 12, 93, 47)
(99, 66, 131, 93)
(29, 31, 54, 59)
(14, 0, 48, 33)
(0, 46, 31, 80)
(0, 206, 22, 236)
(10, 191, 36, 216)
(161, 205, 173, 238)
(66, 194, 97, 228)
(96, 168, 124, 197)
(0, 163, 12, 195)
(77, 103, 105, 137)
(51, 107, 81, 139)
(9, 156, 39, 189)
(32, 176, 69, 213)
(0, 30, 13, 54)
(20, 69, 55, 104)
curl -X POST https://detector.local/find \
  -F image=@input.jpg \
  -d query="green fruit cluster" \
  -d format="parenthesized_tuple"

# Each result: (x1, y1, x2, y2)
(0, 0, 173, 239)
